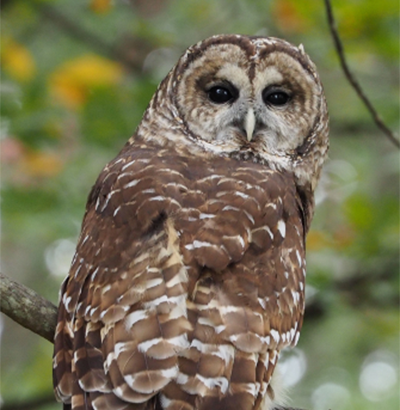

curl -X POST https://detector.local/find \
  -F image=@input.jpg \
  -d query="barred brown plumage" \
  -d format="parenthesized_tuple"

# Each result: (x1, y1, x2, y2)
(53, 34, 329, 410)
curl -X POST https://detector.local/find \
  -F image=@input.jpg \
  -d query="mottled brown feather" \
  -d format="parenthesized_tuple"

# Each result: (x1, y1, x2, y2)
(53, 34, 329, 410)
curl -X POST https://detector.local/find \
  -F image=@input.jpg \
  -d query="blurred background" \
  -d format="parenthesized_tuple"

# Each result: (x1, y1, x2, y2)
(1, 0, 399, 409)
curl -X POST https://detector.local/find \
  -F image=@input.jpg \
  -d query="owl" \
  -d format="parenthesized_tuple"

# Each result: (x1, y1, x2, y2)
(53, 34, 329, 410)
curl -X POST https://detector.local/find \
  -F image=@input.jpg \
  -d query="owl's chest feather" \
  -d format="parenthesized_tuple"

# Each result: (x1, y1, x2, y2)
(93, 147, 301, 269)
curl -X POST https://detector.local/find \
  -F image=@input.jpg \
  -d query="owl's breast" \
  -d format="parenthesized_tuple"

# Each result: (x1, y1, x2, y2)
(151, 155, 308, 410)
(91, 146, 306, 348)
(150, 153, 306, 347)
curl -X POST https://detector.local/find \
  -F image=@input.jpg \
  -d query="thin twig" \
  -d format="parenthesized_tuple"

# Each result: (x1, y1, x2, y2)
(36, 4, 151, 74)
(0, 272, 57, 343)
(1, 394, 57, 410)
(324, 0, 399, 148)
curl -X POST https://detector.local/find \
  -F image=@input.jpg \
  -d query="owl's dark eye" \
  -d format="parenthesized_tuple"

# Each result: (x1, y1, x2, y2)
(262, 89, 291, 106)
(208, 85, 237, 104)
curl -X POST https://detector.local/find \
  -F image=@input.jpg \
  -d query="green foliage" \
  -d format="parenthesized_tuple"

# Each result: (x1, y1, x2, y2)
(1, 0, 399, 409)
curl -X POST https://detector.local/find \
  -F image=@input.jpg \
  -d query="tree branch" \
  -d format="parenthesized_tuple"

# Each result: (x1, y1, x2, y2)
(323, 0, 399, 148)
(0, 272, 57, 343)
(273, 408, 306, 410)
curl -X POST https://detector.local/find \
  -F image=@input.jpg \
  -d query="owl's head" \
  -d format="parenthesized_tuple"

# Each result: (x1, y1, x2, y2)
(137, 35, 329, 191)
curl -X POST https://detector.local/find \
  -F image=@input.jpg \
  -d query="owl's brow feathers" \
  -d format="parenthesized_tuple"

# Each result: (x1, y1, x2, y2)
(174, 34, 319, 82)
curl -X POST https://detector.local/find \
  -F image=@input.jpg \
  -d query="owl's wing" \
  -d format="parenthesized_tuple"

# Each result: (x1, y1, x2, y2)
(53, 148, 192, 409)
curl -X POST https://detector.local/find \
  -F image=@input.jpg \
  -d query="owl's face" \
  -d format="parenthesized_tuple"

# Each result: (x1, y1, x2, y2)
(138, 35, 329, 189)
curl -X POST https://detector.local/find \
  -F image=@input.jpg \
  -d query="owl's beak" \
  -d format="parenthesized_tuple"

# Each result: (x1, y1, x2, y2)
(244, 108, 256, 142)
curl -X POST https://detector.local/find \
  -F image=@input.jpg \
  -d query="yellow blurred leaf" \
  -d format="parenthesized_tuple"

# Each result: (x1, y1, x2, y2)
(344, 194, 374, 230)
(49, 54, 123, 109)
(272, 0, 310, 34)
(20, 150, 63, 178)
(1, 37, 36, 82)
(50, 81, 87, 109)
(308, 226, 356, 252)
(307, 230, 331, 251)
(332, 226, 356, 250)
(90, 0, 113, 13)
(339, 14, 364, 38)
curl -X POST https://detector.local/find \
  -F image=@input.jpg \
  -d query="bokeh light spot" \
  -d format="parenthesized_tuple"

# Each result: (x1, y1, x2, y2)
(45, 238, 76, 277)
(312, 382, 351, 410)
(359, 350, 398, 402)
